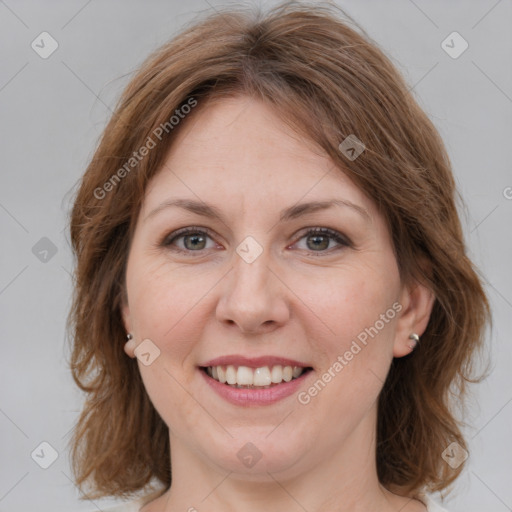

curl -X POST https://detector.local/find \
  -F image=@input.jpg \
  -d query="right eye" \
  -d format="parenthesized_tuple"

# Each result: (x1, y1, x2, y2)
(161, 227, 219, 254)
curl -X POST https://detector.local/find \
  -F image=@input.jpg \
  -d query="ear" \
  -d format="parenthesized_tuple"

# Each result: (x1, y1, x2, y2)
(121, 296, 137, 358)
(393, 270, 436, 358)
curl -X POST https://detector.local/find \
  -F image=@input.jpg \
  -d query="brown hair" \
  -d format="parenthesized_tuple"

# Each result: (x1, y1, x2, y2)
(67, 0, 491, 501)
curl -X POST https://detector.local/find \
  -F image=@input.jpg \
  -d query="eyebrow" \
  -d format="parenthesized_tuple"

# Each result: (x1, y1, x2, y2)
(144, 198, 371, 224)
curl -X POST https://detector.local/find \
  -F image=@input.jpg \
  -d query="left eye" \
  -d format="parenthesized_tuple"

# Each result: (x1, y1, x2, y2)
(292, 228, 350, 254)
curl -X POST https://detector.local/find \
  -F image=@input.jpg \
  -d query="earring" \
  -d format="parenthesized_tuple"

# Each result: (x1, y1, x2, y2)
(408, 333, 420, 350)
(124, 333, 136, 357)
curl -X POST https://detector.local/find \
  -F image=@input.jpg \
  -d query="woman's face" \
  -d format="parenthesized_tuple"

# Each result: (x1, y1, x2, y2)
(122, 95, 422, 480)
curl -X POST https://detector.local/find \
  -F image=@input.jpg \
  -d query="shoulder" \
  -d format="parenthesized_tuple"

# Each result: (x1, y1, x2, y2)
(96, 489, 165, 512)
(99, 497, 146, 512)
(421, 493, 451, 512)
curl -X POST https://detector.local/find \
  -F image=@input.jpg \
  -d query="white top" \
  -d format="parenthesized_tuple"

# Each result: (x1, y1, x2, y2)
(99, 492, 450, 511)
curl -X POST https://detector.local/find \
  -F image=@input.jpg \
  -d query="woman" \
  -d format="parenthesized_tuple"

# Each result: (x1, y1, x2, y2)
(67, 2, 490, 511)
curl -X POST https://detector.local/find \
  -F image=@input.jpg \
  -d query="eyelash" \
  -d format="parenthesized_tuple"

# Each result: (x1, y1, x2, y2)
(160, 226, 351, 257)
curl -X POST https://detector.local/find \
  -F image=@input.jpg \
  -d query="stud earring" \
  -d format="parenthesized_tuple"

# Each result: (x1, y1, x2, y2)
(124, 333, 137, 357)
(408, 333, 420, 350)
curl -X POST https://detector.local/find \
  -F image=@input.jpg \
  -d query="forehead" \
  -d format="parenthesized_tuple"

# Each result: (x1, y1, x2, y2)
(142, 95, 375, 221)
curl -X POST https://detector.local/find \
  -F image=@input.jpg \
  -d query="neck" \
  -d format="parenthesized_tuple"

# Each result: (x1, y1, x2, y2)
(145, 409, 420, 512)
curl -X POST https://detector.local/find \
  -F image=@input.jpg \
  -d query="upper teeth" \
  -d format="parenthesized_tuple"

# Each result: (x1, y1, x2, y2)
(206, 365, 305, 387)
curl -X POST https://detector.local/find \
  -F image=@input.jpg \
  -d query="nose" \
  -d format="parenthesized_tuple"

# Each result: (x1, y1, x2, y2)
(215, 251, 290, 335)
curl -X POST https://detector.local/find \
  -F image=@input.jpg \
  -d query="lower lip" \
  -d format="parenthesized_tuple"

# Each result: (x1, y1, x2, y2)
(199, 368, 312, 406)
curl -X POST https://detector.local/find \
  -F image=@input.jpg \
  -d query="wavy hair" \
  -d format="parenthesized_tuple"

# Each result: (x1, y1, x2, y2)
(67, 0, 491, 501)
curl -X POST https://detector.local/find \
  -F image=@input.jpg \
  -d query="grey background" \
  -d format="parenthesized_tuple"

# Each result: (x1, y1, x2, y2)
(1, 1, 511, 511)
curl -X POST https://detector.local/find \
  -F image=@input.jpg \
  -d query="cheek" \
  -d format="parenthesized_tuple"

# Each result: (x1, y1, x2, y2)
(139, 363, 210, 447)
(127, 259, 210, 428)
(296, 262, 399, 407)
(127, 257, 209, 352)
(299, 262, 399, 349)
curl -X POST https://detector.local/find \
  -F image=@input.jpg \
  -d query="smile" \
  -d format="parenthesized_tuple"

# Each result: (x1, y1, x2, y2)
(202, 364, 310, 388)
(198, 356, 314, 406)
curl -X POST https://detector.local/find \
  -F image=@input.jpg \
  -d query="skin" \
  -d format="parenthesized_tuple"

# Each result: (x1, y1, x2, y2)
(122, 95, 435, 512)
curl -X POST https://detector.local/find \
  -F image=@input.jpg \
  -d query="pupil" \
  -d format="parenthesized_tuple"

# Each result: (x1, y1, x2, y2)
(185, 234, 205, 250)
(308, 235, 328, 250)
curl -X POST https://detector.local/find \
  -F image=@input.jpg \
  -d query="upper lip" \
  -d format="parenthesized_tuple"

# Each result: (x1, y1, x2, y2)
(200, 355, 311, 369)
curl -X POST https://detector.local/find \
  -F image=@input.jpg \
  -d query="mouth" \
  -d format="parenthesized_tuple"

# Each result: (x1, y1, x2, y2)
(198, 356, 314, 406)
(200, 364, 313, 389)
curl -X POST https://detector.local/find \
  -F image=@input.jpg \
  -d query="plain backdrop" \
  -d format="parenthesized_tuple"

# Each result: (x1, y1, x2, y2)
(1, 1, 511, 511)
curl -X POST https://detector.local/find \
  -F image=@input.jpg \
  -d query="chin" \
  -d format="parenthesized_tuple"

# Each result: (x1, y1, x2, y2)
(197, 428, 314, 479)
